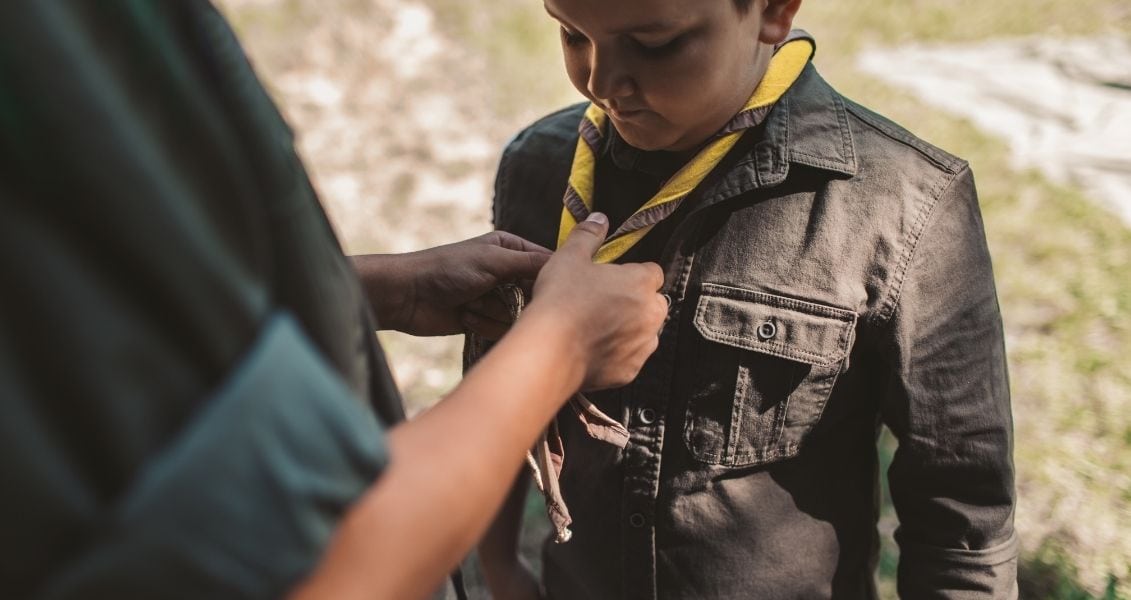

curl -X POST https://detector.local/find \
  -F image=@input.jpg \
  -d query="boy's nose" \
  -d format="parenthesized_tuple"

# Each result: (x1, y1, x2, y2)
(587, 50, 634, 102)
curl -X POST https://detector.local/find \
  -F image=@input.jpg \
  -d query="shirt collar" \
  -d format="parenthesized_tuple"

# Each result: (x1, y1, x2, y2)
(694, 63, 859, 211)
(602, 62, 857, 191)
(760, 62, 858, 181)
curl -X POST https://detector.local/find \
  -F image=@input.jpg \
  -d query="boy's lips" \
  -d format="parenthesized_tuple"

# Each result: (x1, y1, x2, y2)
(605, 104, 650, 120)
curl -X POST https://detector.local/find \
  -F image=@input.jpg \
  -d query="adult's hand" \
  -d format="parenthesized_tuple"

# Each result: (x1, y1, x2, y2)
(296, 217, 665, 600)
(523, 213, 668, 390)
(353, 232, 551, 337)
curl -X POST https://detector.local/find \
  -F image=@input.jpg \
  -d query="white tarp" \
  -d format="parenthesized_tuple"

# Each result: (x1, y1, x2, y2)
(859, 36, 1131, 226)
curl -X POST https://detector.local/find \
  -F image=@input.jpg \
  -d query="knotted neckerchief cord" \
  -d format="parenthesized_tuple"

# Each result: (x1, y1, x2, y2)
(464, 31, 815, 544)
(557, 31, 815, 264)
(463, 284, 629, 543)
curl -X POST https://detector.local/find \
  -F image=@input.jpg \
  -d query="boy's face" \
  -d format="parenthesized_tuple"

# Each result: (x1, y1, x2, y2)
(546, 0, 790, 152)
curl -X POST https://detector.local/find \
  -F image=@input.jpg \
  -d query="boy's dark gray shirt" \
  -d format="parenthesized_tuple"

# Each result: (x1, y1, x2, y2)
(492, 65, 1018, 599)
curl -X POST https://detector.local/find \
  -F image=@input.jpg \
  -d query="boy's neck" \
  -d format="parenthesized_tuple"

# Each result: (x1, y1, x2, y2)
(608, 125, 700, 179)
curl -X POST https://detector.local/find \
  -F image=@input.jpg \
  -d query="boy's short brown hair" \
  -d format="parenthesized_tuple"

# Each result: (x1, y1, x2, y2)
(734, 0, 755, 13)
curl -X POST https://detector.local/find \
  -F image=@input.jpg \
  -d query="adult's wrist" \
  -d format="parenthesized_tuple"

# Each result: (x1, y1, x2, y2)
(352, 253, 417, 331)
(504, 303, 587, 402)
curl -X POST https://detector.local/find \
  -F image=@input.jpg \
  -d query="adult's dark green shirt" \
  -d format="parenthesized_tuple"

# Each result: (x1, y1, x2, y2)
(0, 3, 402, 597)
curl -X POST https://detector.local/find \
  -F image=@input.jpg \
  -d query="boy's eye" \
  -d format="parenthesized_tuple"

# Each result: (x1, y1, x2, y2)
(634, 34, 686, 57)
(560, 27, 588, 47)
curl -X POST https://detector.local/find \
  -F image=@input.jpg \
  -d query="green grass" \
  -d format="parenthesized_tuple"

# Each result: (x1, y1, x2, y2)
(802, 0, 1131, 75)
(1022, 542, 1127, 600)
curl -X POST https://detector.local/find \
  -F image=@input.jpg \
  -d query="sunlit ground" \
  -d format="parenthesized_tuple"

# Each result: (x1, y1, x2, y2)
(217, 0, 1131, 596)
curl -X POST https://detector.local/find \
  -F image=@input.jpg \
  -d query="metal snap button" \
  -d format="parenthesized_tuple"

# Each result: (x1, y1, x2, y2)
(629, 513, 647, 528)
(639, 408, 657, 425)
(757, 320, 777, 341)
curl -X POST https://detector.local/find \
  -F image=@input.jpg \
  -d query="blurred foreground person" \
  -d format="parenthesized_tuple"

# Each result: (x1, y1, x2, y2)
(0, 3, 667, 599)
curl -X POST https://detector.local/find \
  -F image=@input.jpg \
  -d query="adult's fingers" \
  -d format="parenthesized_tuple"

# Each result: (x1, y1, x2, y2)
(484, 246, 552, 283)
(619, 261, 665, 291)
(558, 212, 609, 260)
(486, 230, 553, 255)
(640, 262, 665, 290)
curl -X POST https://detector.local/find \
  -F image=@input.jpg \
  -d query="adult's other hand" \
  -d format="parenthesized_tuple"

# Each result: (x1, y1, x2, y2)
(354, 232, 551, 337)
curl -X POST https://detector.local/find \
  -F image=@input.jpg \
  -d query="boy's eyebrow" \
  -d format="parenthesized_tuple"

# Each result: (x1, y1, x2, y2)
(544, 3, 681, 35)
(609, 21, 680, 35)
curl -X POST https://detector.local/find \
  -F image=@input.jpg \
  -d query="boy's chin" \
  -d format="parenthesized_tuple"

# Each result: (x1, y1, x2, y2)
(614, 125, 682, 152)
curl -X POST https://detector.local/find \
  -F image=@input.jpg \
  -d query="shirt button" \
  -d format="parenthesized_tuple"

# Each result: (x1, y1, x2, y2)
(757, 320, 777, 341)
(629, 513, 647, 528)
(638, 407, 657, 425)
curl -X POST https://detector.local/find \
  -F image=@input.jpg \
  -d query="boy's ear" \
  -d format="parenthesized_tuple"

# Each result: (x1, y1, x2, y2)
(758, 0, 803, 45)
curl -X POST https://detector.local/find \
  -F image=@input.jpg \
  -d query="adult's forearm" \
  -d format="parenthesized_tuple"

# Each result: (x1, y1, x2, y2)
(351, 253, 413, 332)
(478, 470, 538, 599)
(290, 309, 582, 600)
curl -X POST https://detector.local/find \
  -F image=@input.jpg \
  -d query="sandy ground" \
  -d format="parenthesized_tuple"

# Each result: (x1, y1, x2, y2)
(859, 36, 1131, 226)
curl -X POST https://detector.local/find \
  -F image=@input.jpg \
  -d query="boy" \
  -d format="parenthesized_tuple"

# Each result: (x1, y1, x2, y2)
(477, 0, 1017, 598)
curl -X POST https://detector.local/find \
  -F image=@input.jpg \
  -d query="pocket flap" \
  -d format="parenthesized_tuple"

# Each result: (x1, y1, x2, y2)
(693, 283, 857, 366)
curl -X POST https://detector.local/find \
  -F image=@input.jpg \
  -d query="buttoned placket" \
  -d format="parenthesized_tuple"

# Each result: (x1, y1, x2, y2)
(613, 108, 791, 598)
(616, 203, 711, 600)
(618, 263, 685, 600)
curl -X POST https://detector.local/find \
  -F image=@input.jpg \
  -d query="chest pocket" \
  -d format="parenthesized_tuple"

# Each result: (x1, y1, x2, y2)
(683, 284, 857, 467)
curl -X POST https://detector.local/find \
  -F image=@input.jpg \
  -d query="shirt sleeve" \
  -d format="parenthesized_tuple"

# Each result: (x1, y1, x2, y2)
(878, 165, 1019, 598)
(37, 312, 388, 600)
(0, 3, 391, 597)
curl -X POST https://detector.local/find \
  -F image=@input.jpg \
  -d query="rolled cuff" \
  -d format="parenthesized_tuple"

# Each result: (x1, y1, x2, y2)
(897, 529, 1020, 600)
(43, 311, 388, 599)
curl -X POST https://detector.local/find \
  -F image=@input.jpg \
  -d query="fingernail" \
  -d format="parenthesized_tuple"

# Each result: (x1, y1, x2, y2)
(585, 212, 608, 225)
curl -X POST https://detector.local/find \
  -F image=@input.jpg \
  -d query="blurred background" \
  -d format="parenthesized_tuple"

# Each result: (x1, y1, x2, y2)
(215, 0, 1130, 597)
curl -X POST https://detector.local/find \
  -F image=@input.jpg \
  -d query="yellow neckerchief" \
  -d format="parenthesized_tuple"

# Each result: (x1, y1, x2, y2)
(557, 33, 815, 263)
